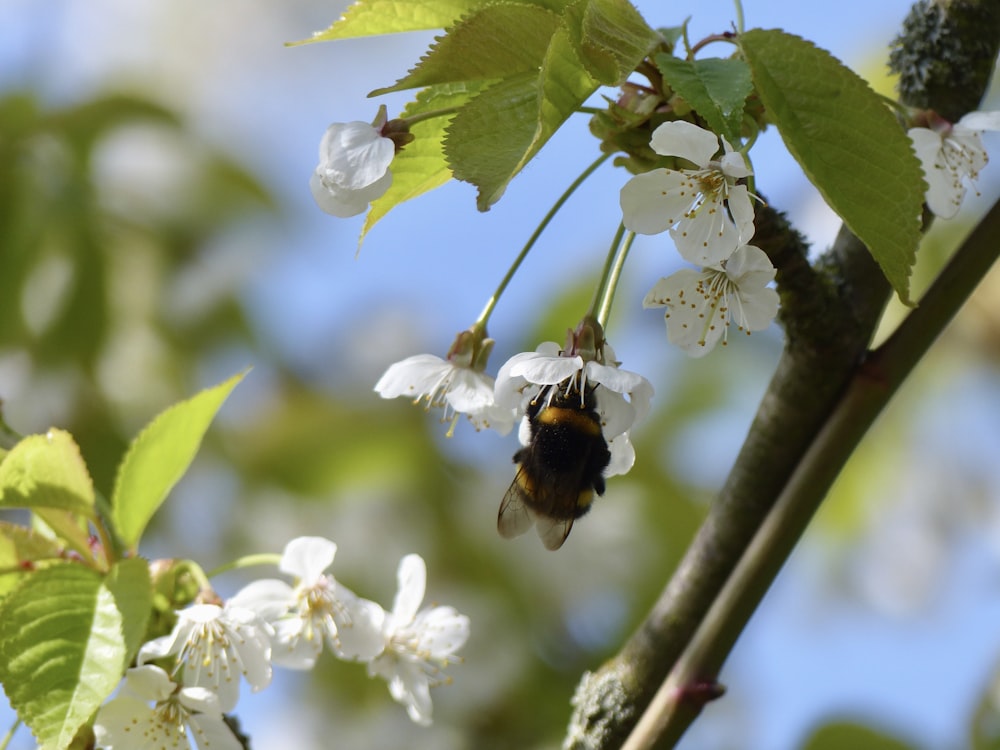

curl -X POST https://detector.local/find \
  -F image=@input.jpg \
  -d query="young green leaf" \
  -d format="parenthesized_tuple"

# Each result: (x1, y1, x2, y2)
(291, 0, 482, 44)
(0, 563, 145, 750)
(445, 27, 600, 209)
(0, 430, 95, 518)
(111, 372, 244, 551)
(371, 3, 560, 95)
(0, 522, 64, 600)
(654, 54, 753, 142)
(739, 29, 925, 302)
(569, 0, 658, 86)
(361, 82, 488, 243)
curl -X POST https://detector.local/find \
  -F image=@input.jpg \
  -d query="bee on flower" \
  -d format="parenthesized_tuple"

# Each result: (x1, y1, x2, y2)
(493, 317, 653, 549)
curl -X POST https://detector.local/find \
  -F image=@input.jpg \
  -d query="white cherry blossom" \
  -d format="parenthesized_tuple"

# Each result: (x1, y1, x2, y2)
(227, 536, 385, 668)
(643, 243, 779, 357)
(908, 110, 1000, 219)
(620, 120, 755, 266)
(375, 353, 515, 435)
(367, 554, 470, 726)
(137, 601, 272, 713)
(495, 341, 653, 477)
(310, 109, 395, 217)
(94, 665, 241, 750)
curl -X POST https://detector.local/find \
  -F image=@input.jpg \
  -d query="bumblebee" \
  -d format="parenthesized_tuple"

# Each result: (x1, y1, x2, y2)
(497, 380, 612, 550)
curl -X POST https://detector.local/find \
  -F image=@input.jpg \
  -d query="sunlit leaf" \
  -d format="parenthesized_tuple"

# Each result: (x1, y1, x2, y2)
(111, 372, 244, 551)
(0, 564, 134, 750)
(0, 430, 95, 518)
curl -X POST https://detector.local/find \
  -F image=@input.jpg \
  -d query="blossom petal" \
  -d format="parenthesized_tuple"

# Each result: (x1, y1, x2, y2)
(280, 536, 336, 583)
(227, 578, 296, 621)
(124, 664, 176, 702)
(670, 195, 739, 266)
(392, 553, 427, 623)
(332, 591, 386, 661)
(621, 169, 699, 235)
(374, 354, 451, 399)
(956, 110, 1000, 132)
(413, 606, 471, 657)
(909, 127, 965, 218)
(319, 121, 394, 190)
(649, 120, 719, 165)
(606, 432, 636, 477)
(186, 712, 245, 750)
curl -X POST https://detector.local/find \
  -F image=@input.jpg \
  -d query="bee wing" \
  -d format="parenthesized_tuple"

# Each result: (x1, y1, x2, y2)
(534, 514, 573, 551)
(497, 475, 534, 540)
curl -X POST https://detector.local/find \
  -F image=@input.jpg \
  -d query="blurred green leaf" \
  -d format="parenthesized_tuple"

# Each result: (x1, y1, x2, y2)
(111, 372, 244, 551)
(799, 721, 917, 750)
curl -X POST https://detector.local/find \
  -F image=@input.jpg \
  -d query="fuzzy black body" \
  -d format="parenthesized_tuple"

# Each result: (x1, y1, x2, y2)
(498, 384, 612, 550)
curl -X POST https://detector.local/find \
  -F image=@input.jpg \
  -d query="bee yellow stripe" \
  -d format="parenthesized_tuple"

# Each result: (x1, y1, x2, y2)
(535, 407, 601, 435)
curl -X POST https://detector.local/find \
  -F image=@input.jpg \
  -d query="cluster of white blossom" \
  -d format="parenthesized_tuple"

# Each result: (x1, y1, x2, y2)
(621, 120, 779, 357)
(94, 537, 469, 749)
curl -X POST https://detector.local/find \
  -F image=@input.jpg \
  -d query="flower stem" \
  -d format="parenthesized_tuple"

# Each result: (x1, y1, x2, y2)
(622, 196, 1000, 749)
(474, 151, 612, 328)
(0, 718, 21, 750)
(206, 553, 284, 580)
(594, 227, 636, 329)
(733, 0, 746, 34)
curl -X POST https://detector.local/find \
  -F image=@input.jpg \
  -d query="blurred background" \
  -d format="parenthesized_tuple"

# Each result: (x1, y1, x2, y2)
(1, 1, 999, 748)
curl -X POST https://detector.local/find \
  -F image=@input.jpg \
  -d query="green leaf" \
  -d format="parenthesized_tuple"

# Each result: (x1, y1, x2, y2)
(0, 522, 65, 600)
(739, 29, 925, 303)
(0, 430, 95, 518)
(103, 558, 152, 666)
(800, 721, 917, 750)
(570, 0, 657, 85)
(111, 372, 244, 551)
(445, 72, 543, 209)
(654, 54, 753, 142)
(372, 2, 561, 95)
(446, 26, 599, 209)
(0, 564, 137, 750)
(291, 0, 483, 44)
(362, 82, 487, 243)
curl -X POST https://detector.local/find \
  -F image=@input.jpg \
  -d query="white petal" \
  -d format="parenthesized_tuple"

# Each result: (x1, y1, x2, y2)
(269, 617, 322, 669)
(511, 353, 583, 386)
(719, 138, 752, 178)
(909, 127, 964, 218)
(374, 354, 452, 400)
(177, 686, 224, 716)
(318, 121, 394, 190)
(280, 536, 336, 583)
(413, 607, 471, 657)
(227, 578, 295, 621)
(956, 110, 1000, 132)
(621, 169, 700, 235)
(726, 244, 775, 284)
(649, 120, 720, 165)
(595, 388, 635, 440)
(444, 369, 497, 414)
(186, 712, 245, 750)
(605, 432, 636, 477)
(726, 184, 757, 246)
(94, 694, 158, 749)
(313, 168, 392, 217)
(137, 631, 179, 665)
(736, 285, 779, 332)
(392, 554, 427, 623)
(670, 196, 740, 266)
(123, 664, 176, 702)
(333, 592, 387, 661)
